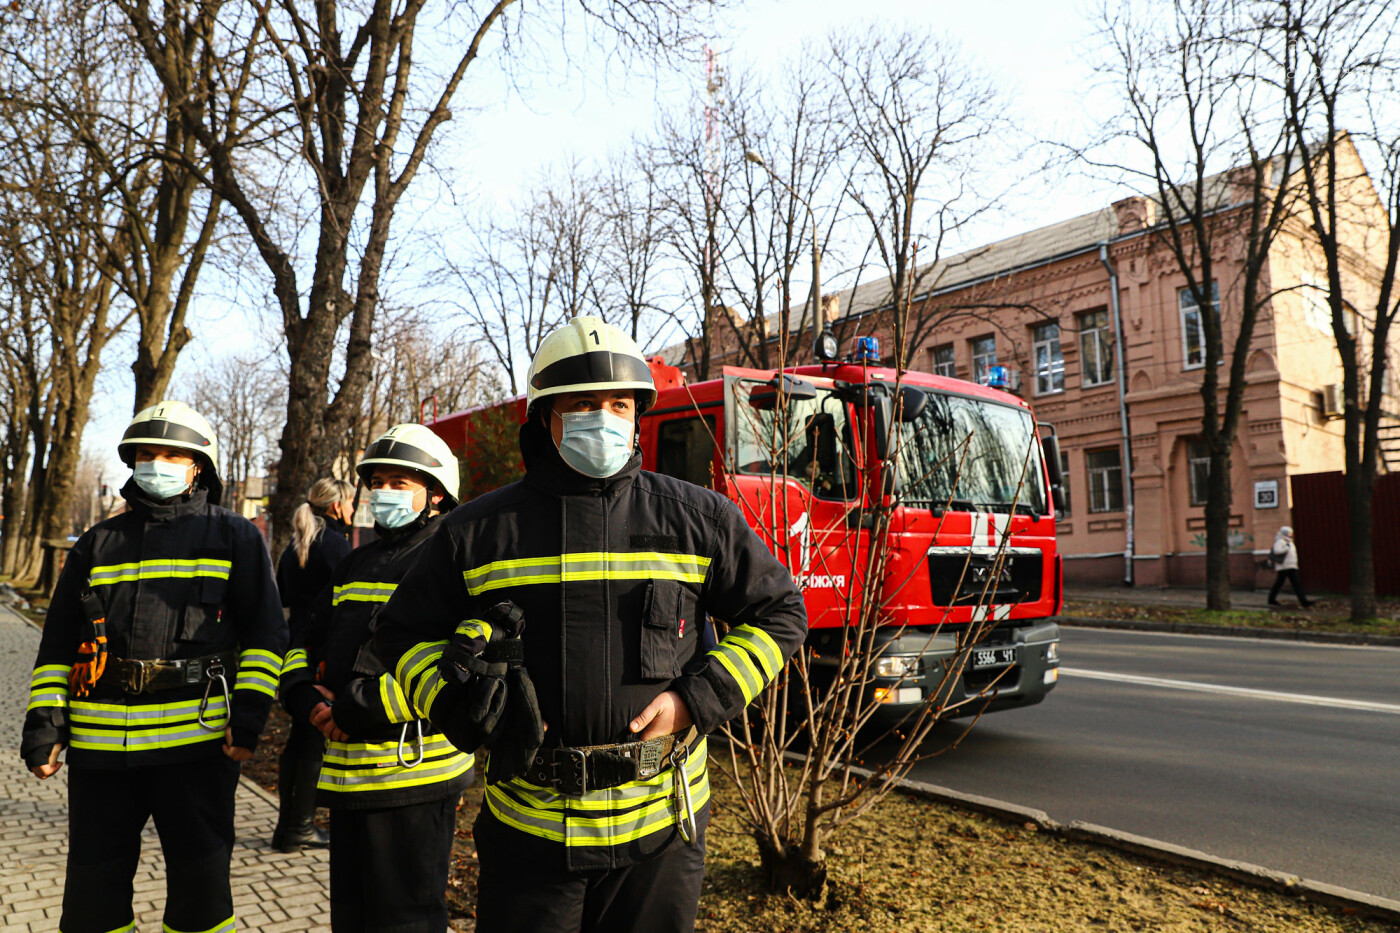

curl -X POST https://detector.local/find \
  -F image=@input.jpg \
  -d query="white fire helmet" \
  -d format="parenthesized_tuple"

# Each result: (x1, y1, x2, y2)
(118, 401, 223, 505)
(525, 316, 657, 415)
(356, 423, 460, 506)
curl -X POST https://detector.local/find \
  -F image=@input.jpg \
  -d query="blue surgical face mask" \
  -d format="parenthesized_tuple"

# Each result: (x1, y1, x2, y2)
(370, 488, 421, 529)
(133, 460, 193, 500)
(557, 409, 635, 479)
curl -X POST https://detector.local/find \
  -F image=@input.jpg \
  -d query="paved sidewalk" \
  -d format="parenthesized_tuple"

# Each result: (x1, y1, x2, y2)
(0, 602, 332, 933)
(1068, 583, 1295, 611)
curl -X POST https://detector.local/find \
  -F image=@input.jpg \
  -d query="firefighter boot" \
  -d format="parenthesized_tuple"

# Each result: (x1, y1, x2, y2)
(271, 736, 328, 852)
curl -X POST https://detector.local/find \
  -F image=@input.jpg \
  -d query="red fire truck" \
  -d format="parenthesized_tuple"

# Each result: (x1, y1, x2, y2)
(427, 347, 1064, 721)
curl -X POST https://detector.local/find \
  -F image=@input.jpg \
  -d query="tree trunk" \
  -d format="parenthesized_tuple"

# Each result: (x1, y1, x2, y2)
(1346, 435, 1377, 621)
(757, 835, 828, 900)
(1204, 446, 1232, 609)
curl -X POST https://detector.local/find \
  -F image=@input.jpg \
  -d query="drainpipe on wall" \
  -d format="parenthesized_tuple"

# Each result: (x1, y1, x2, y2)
(1099, 243, 1135, 586)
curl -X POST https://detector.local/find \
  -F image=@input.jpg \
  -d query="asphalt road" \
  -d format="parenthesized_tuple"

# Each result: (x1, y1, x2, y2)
(905, 627, 1400, 901)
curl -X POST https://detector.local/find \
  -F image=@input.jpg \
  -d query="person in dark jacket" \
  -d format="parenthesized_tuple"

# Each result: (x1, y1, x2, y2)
(22, 400, 287, 933)
(280, 425, 474, 933)
(372, 317, 809, 933)
(272, 476, 355, 850)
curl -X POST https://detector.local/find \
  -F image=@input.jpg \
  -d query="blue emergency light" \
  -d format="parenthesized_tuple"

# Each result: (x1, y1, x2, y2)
(854, 336, 881, 362)
(985, 365, 1012, 388)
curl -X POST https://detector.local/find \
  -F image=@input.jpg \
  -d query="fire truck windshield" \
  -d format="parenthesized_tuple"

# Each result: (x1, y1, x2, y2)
(894, 392, 1048, 515)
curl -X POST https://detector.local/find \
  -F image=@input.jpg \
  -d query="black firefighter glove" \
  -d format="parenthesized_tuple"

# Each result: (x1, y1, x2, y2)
(481, 610, 545, 786)
(432, 601, 522, 755)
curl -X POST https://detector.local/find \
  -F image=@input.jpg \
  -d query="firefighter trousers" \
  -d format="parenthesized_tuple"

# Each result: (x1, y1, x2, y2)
(473, 807, 708, 933)
(328, 796, 458, 933)
(61, 755, 240, 933)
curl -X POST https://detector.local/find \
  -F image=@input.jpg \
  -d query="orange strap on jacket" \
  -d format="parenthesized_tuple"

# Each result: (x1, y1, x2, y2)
(69, 629, 108, 698)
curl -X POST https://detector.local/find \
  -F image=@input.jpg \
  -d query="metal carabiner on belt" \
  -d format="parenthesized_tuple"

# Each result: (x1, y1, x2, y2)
(397, 719, 425, 769)
(198, 661, 232, 731)
(670, 743, 697, 846)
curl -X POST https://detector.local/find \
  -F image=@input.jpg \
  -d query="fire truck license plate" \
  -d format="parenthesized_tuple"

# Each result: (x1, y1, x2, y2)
(971, 646, 1018, 670)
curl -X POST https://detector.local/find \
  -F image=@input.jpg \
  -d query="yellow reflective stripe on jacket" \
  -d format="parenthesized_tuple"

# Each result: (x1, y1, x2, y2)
(463, 551, 711, 596)
(484, 738, 710, 847)
(282, 647, 309, 674)
(88, 558, 232, 587)
(454, 619, 493, 641)
(28, 664, 72, 711)
(69, 696, 227, 752)
(235, 648, 281, 698)
(162, 914, 235, 933)
(318, 733, 474, 793)
(333, 581, 399, 605)
(378, 674, 415, 724)
(708, 624, 783, 705)
(395, 640, 449, 719)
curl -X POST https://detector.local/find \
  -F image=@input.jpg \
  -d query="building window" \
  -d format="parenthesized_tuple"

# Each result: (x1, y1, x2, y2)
(1058, 450, 1072, 517)
(929, 344, 956, 378)
(1180, 282, 1220, 369)
(1079, 309, 1115, 387)
(1086, 447, 1124, 513)
(1188, 439, 1211, 507)
(1032, 322, 1064, 395)
(970, 335, 997, 385)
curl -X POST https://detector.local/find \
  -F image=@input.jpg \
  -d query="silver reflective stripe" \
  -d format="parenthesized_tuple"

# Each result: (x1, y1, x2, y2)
(333, 581, 398, 605)
(28, 664, 70, 711)
(463, 552, 711, 596)
(88, 559, 232, 587)
(282, 648, 309, 673)
(485, 738, 711, 847)
(395, 641, 448, 718)
(318, 734, 473, 793)
(379, 676, 414, 724)
(69, 697, 228, 752)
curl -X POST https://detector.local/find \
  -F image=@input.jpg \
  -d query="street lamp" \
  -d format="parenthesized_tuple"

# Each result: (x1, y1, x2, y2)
(744, 149, 837, 362)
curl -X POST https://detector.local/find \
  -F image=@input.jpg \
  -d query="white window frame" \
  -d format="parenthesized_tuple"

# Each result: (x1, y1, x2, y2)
(1078, 309, 1115, 387)
(930, 344, 956, 379)
(970, 335, 997, 385)
(1179, 282, 1220, 371)
(1032, 322, 1064, 395)
(1086, 447, 1124, 513)
(1188, 439, 1211, 507)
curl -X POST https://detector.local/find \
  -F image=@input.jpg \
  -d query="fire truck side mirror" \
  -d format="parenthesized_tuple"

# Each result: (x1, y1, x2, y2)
(871, 396, 894, 460)
(1041, 432, 1066, 514)
(897, 386, 928, 423)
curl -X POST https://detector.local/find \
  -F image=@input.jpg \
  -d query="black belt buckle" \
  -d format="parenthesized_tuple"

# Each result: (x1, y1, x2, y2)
(121, 659, 149, 695)
(555, 748, 588, 795)
(636, 739, 663, 780)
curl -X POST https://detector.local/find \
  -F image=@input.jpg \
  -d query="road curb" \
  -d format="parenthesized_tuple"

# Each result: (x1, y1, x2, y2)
(1058, 614, 1400, 647)
(897, 776, 1400, 926)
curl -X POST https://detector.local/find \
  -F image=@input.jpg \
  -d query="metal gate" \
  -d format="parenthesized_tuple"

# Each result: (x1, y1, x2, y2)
(1289, 471, 1400, 597)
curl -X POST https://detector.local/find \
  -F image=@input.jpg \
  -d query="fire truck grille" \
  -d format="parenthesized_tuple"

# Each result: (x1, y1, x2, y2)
(927, 551, 1043, 606)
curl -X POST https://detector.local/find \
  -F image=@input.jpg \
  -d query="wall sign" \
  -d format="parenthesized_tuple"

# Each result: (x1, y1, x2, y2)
(1254, 480, 1280, 509)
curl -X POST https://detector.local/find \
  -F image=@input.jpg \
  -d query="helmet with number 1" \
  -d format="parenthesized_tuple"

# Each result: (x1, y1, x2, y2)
(118, 400, 224, 505)
(356, 423, 460, 507)
(526, 316, 657, 415)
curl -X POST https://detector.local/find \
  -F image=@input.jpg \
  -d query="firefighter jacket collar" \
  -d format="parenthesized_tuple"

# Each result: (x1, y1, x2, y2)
(119, 476, 211, 522)
(518, 417, 641, 498)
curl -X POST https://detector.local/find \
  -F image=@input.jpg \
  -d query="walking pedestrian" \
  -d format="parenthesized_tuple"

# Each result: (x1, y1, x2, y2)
(21, 400, 287, 933)
(272, 477, 356, 851)
(279, 425, 474, 933)
(372, 317, 809, 933)
(1267, 525, 1315, 607)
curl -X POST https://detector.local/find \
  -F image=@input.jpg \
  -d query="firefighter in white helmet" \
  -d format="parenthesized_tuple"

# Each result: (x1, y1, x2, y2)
(22, 400, 287, 933)
(280, 423, 473, 932)
(373, 317, 808, 933)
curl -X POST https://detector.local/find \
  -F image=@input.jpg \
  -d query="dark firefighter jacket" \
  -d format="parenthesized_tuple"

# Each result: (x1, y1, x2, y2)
(281, 513, 474, 810)
(22, 480, 287, 769)
(373, 420, 808, 871)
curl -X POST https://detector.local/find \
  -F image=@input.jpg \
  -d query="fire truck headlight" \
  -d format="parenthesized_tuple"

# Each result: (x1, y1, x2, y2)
(875, 656, 920, 678)
(1046, 643, 1059, 663)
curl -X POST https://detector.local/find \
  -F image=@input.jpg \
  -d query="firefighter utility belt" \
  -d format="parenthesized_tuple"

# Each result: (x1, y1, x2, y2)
(98, 652, 238, 695)
(523, 727, 696, 795)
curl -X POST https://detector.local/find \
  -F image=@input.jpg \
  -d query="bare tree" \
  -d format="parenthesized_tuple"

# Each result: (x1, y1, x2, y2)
(1272, 0, 1400, 620)
(117, 0, 722, 555)
(185, 351, 287, 516)
(1075, 0, 1301, 608)
(827, 26, 1015, 369)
